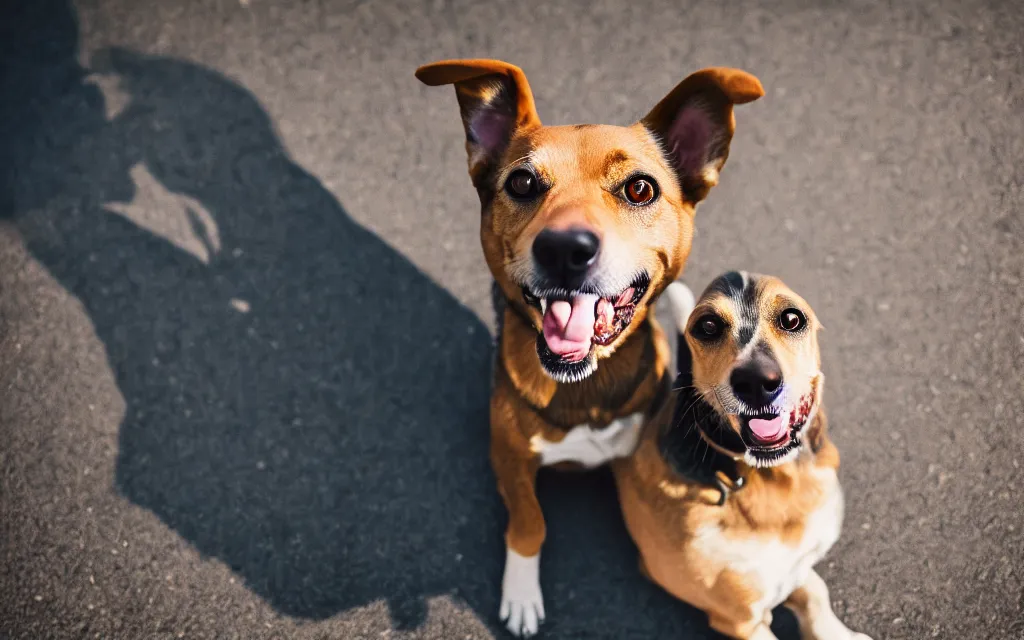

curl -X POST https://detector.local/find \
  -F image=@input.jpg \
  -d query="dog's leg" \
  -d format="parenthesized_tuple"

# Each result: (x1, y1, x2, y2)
(702, 583, 778, 640)
(491, 409, 546, 637)
(707, 613, 779, 640)
(784, 570, 873, 640)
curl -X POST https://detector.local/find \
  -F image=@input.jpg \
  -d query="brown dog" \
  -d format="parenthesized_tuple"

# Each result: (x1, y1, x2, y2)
(416, 59, 762, 636)
(613, 272, 873, 640)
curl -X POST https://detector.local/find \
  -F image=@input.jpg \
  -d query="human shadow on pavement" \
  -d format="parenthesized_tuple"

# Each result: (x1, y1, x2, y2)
(1, 2, 798, 638)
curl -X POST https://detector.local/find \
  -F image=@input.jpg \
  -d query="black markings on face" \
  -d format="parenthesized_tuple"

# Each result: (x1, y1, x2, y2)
(705, 270, 745, 298)
(704, 271, 760, 347)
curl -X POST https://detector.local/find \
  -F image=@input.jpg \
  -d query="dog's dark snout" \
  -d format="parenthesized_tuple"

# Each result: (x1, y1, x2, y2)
(730, 353, 783, 408)
(532, 228, 600, 287)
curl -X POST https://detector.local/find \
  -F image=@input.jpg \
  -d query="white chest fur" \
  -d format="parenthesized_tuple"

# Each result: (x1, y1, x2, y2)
(693, 468, 845, 611)
(529, 412, 645, 468)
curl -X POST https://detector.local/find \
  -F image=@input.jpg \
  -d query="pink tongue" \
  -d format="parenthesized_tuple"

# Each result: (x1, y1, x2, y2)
(542, 294, 598, 361)
(748, 416, 786, 443)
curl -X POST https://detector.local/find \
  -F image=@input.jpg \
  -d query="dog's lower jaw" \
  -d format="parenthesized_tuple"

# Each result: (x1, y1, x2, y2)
(744, 443, 803, 469)
(500, 547, 545, 637)
(522, 275, 653, 383)
(719, 379, 823, 468)
(536, 333, 598, 383)
(533, 304, 652, 384)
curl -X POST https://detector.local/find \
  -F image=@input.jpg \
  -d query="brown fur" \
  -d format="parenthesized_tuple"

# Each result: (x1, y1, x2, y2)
(417, 59, 762, 634)
(612, 274, 870, 640)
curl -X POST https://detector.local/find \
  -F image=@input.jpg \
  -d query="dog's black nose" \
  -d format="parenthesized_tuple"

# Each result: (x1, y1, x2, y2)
(730, 354, 783, 408)
(532, 228, 600, 288)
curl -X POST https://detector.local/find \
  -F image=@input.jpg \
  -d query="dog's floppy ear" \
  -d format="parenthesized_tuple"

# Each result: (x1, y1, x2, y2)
(416, 59, 541, 190)
(642, 68, 763, 204)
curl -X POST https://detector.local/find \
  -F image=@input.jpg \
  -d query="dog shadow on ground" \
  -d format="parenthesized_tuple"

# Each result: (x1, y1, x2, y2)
(2, 2, 798, 638)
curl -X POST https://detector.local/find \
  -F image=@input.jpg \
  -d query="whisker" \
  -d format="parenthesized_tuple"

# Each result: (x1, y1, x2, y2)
(505, 154, 533, 168)
(672, 388, 707, 431)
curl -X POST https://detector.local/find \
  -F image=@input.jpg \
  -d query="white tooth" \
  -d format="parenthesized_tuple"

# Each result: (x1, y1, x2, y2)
(540, 299, 548, 314)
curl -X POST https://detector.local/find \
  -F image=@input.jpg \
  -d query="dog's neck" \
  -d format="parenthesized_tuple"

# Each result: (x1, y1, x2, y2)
(493, 285, 670, 429)
(659, 378, 746, 492)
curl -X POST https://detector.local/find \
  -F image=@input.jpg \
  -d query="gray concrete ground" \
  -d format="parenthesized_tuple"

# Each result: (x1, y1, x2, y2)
(2, 0, 1022, 638)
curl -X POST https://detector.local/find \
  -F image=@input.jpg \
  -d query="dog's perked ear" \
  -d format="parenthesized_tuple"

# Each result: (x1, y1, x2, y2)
(641, 67, 764, 204)
(416, 59, 542, 192)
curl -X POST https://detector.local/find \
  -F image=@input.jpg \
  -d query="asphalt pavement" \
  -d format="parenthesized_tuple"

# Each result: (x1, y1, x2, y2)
(2, 0, 1022, 638)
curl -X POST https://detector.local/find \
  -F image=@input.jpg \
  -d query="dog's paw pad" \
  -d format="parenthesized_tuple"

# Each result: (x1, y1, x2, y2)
(500, 549, 545, 637)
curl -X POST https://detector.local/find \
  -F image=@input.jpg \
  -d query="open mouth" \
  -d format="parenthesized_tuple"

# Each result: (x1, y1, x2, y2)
(523, 274, 650, 382)
(737, 391, 816, 467)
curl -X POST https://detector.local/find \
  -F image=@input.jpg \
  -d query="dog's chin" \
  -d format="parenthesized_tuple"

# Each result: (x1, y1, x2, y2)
(735, 389, 818, 469)
(742, 433, 802, 468)
(536, 335, 599, 383)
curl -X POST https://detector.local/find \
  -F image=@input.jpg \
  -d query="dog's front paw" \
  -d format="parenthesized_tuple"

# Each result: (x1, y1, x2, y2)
(850, 633, 874, 640)
(500, 548, 545, 637)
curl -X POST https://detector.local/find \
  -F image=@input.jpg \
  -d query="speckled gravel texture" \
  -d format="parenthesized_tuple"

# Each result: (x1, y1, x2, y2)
(2, 0, 1022, 638)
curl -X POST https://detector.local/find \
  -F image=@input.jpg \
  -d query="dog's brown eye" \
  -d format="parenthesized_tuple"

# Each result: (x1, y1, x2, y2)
(505, 169, 539, 200)
(624, 176, 658, 205)
(692, 314, 725, 341)
(779, 309, 806, 332)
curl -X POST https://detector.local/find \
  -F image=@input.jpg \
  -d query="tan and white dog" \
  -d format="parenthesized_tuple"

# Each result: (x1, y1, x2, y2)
(613, 272, 874, 640)
(416, 60, 762, 636)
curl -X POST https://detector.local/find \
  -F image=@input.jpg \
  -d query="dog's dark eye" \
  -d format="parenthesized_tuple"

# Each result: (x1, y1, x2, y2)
(623, 176, 658, 205)
(692, 314, 725, 340)
(779, 309, 806, 332)
(505, 169, 540, 200)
